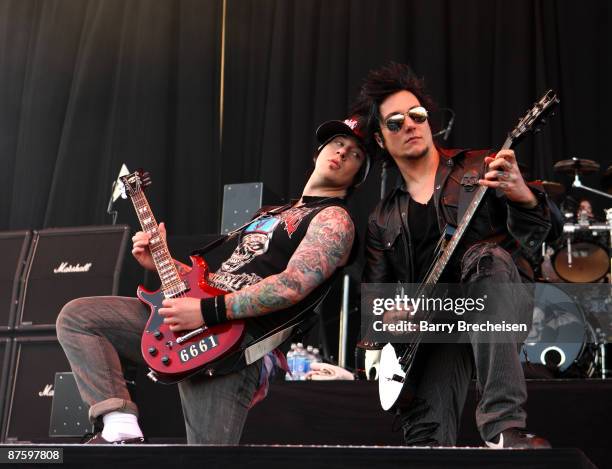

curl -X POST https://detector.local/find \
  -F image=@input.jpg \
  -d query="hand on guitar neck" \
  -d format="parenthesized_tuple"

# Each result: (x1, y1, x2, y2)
(132, 221, 191, 274)
(132, 221, 201, 332)
(479, 149, 537, 208)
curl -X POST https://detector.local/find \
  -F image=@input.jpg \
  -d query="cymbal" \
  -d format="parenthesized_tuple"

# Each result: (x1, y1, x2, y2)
(541, 180, 566, 198)
(530, 180, 565, 200)
(553, 157, 600, 174)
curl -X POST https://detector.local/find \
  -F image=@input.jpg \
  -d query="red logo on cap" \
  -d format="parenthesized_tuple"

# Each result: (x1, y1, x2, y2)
(343, 117, 363, 138)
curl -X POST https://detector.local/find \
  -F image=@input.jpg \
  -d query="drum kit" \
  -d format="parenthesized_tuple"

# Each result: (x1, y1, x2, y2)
(522, 158, 612, 379)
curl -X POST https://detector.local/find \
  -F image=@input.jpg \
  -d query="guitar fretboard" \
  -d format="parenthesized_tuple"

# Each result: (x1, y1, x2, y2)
(130, 190, 186, 297)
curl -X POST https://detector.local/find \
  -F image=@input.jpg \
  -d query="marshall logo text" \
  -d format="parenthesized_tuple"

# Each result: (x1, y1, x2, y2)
(53, 262, 93, 274)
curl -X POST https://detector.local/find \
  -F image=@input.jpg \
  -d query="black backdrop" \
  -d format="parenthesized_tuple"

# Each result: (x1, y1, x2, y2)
(1, 0, 611, 237)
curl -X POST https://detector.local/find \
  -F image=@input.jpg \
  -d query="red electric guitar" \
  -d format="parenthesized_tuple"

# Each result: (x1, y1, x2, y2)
(119, 170, 245, 384)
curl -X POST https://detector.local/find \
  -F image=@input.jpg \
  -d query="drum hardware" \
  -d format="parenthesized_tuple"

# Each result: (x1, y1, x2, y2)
(553, 157, 611, 202)
(571, 172, 612, 200)
(595, 328, 607, 379)
(559, 222, 611, 281)
(544, 160, 612, 280)
(552, 220, 610, 283)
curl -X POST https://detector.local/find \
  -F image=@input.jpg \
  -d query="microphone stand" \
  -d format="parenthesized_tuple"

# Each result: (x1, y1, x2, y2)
(107, 181, 119, 225)
(432, 108, 455, 141)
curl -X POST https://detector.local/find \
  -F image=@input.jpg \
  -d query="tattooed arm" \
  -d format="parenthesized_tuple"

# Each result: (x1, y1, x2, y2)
(225, 206, 355, 319)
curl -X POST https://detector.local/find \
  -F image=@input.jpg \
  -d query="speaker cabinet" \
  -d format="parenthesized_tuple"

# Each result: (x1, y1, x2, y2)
(16, 225, 130, 330)
(49, 372, 93, 437)
(0, 231, 32, 330)
(0, 338, 13, 442)
(221, 182, 264, 234)
(220, 183, 281, 234)
(3, 337, 72, 442)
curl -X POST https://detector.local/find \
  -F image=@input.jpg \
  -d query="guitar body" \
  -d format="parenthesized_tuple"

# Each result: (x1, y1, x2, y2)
(379, 343, 425, 411)
(138, 255, 245, 383)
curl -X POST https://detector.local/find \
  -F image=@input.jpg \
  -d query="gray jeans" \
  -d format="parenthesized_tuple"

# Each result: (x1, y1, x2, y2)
(398, 243, 532, 446)
(56, 296, 261, 444)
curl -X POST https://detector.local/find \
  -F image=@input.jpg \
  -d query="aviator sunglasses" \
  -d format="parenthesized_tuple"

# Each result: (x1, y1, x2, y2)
(383, 106, 428, 132)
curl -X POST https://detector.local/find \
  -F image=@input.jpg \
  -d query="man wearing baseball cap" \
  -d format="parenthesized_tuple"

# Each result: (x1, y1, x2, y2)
(57, 117, 370, 445)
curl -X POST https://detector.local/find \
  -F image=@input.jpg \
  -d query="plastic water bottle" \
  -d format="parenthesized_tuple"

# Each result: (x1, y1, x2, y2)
(294, 343, 306, 381)
(312, 347, 322, 364)
(285, 343, 297, 381)
(305, 345, 315, 374)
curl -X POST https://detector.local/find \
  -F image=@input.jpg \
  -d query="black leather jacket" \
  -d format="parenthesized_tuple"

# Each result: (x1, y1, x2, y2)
(363, 147, 562, 284)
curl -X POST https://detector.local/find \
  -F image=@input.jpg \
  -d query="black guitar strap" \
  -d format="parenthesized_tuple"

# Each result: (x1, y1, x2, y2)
(458, 154, 489, 224)
(190, 203, 293, 257)
(190, 198, 339, 257)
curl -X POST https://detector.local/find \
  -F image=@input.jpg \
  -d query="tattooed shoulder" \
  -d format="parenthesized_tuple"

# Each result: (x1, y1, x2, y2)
(224, 205, 355, 320)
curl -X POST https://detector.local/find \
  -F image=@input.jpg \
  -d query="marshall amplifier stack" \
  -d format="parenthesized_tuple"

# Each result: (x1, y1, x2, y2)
(16, 225, 130, 330)
(0, 225, 130, 442)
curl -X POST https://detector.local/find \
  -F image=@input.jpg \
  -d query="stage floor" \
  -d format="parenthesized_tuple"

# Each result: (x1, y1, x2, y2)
(1, 379, 608, 468)
(242, 379, 612, 468)
(0, 444, 598, 469)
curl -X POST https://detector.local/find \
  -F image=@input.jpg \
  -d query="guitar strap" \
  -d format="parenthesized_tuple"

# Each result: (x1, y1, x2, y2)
(190, 203, 293, 257)
(191, 198, 338, 257)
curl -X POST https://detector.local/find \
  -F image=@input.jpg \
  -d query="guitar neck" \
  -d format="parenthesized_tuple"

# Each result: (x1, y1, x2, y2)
(422, 136, 514, 288)
(130, 191, 184, 293)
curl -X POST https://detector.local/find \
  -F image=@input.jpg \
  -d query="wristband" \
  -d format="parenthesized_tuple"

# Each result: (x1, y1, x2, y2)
(200, 295, 228, 327)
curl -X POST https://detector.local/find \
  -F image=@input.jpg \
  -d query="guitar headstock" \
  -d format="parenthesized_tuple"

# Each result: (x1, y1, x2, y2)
(507, 90, 559, 146)
(118, 169, 152, 199)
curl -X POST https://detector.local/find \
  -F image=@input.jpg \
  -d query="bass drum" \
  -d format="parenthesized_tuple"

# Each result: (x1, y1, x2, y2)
(521, 283, 598, 377)
(553, 232, 610, 283)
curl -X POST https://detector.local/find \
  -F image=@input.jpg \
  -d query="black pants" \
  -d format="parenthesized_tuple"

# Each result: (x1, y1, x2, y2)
(398, 243, 532, 445)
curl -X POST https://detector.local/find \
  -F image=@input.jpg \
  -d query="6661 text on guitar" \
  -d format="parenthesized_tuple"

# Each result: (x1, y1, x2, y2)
(119, 170, 245, 384)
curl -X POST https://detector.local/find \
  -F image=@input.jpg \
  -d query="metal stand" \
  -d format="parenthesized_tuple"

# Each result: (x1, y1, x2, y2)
(338, 274, 350, 368)
(572, 173, 612, 200)
(571, 174, 612, 285)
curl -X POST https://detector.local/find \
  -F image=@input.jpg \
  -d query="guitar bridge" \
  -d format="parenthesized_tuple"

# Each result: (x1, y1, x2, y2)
(176, 326, 208, 344)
